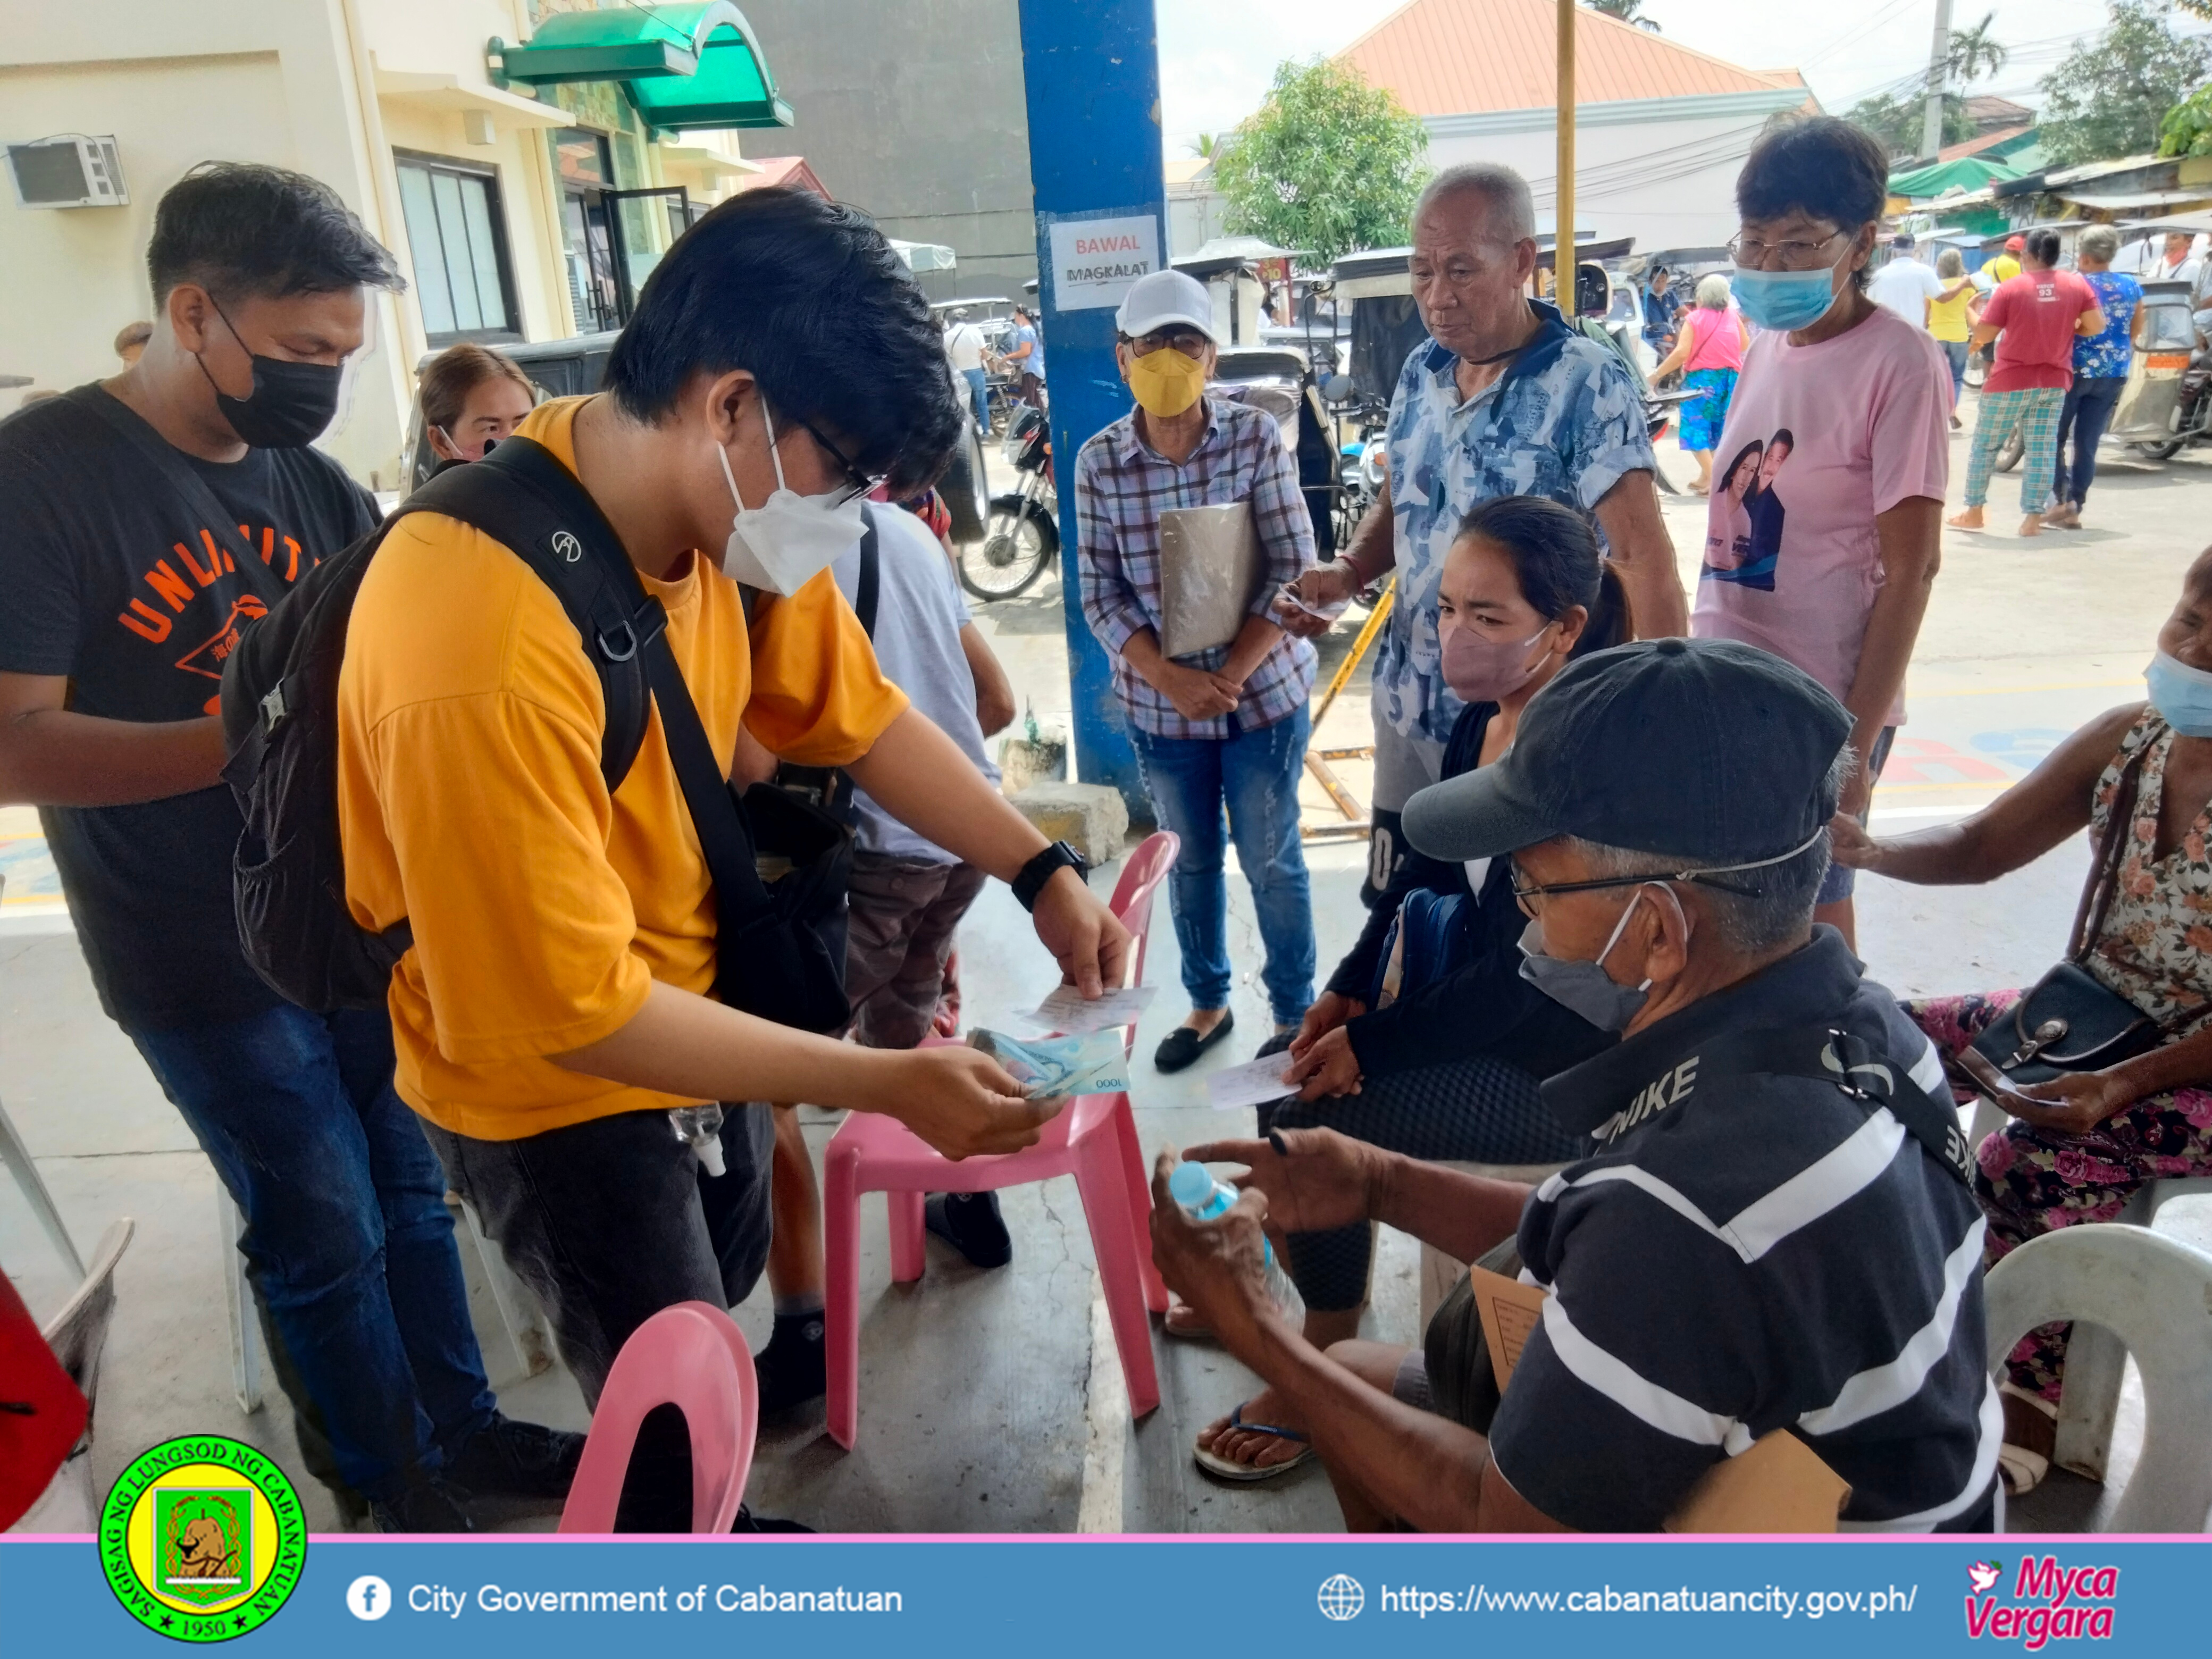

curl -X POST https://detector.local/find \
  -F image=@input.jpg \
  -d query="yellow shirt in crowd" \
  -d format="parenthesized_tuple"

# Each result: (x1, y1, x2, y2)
(1929, 282, 1976, 343)
(1985, 254, 2021, 286)
(336, 396, 908, 1141)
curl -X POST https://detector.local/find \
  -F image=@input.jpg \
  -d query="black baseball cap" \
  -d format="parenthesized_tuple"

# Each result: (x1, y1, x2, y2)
(1402, 638, 1853, 864)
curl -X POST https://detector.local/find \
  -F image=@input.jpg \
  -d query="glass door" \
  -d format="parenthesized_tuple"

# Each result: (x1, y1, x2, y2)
(602, 187, 693, 320)
(560, 190, 622, 333)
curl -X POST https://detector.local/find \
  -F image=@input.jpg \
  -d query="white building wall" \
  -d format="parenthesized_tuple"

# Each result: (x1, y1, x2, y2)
(3, 0, 411, 482)
(1425, 90, 1814, 255)
(0, 0, 597, 487)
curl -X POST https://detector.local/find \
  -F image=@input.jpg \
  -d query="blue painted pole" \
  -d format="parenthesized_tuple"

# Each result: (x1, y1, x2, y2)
(1015, 0, 1163, 814)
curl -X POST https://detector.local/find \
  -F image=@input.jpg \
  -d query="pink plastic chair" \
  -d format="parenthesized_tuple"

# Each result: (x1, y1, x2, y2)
(822, 831, 1180, 1449)
(558, 1301, 759, 1533)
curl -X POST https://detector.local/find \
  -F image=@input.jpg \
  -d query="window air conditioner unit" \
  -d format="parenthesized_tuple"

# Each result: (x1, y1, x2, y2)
(7, 135, 128, 209)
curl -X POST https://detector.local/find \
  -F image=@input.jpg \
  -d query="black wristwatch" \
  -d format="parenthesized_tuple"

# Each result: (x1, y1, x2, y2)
(1012, 840, 1087, 912)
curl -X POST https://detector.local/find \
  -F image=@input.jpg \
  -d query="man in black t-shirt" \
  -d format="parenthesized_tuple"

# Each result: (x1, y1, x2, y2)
(0, 163, 577, 1531)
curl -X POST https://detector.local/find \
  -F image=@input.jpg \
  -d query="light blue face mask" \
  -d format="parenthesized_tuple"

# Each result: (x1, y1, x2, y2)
(2147, 649, 2212, 737)
(1730, 249, 1848, 333)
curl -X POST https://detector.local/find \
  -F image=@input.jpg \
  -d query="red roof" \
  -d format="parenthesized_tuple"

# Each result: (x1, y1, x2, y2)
(1338, 0, 1808, 116)
(732, 156, 830, 198)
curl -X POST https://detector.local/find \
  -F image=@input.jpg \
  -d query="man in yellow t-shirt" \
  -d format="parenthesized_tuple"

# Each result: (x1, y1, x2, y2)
(1984, 235, 2023, 287)
(336, 188, 1128, 1529)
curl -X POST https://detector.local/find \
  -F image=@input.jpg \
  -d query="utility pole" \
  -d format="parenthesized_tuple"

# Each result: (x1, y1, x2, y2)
(1920, 0, 1956, 163)
(1557, 0, 1575, 286)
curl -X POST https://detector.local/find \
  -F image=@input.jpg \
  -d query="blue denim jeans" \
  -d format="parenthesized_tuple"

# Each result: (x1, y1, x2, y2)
(2053, 375, 2125, 507)
(1940, 338, 1969, 404)
(1133, 706, 1317, 1025)
(961, 367, 990, 432)
(129, 1004, 496, 1503)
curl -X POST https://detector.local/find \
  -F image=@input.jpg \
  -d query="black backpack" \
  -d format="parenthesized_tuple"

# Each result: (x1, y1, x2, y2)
(220, 436, 876, 1024)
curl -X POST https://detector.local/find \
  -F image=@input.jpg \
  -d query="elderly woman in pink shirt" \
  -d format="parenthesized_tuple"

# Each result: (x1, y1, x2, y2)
(1649, 273, 1749, 495)
(1691, 116, 1951, 952)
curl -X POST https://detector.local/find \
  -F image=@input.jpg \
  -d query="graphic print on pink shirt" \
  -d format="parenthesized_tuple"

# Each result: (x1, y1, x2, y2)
(1691, 305, 1950, 721)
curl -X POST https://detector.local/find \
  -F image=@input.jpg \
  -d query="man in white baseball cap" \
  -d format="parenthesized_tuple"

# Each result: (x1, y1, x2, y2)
(1116, 267, 1218, 347)
(1073, 263, 1322, 1094)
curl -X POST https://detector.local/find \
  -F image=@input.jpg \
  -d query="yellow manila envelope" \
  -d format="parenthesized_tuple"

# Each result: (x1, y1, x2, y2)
(1466, 1266, 1850, 1533)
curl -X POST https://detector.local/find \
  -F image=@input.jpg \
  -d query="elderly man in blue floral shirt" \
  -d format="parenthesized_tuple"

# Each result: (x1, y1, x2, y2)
(1077, 270, 1319, 1074)
(1287, 162, 1686, 923)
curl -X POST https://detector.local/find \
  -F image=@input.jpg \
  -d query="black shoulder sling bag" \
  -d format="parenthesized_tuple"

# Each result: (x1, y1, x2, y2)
(463, 439, 854, 1034)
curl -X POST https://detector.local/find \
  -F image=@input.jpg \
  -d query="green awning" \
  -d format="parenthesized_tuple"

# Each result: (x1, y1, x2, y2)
(490, 3, 793, 133)
(1888, 155, 2022, 200)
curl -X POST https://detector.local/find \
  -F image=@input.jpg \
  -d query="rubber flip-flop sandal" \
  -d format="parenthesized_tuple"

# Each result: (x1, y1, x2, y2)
(1162, 1304, 1214, 1342)
(1998, 1443, 2050, 1498)
(1193, 1401, 1314, 1484)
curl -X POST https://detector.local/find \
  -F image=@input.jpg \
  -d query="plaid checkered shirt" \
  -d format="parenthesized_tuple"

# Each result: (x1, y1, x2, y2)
(1073, 395, 1317, 740)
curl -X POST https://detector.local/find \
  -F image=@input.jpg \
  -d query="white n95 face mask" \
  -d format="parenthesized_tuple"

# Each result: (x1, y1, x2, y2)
(717, 403, 866, 596)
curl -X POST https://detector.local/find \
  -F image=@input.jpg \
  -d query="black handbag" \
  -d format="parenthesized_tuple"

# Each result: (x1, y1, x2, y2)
(1957, 738, 2174, 1100)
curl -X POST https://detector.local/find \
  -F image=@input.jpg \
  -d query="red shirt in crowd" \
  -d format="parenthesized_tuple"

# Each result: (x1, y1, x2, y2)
(1981, 269, 2102, 393)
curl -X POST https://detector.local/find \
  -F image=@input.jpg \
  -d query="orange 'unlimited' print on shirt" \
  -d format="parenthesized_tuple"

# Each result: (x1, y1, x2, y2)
(336, 396, 909, 1141)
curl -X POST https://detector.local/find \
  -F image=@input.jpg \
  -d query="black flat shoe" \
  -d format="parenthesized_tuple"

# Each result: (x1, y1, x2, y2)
(1154, 1012, 1235, 1074)
(925, 1191, 1012, 1269)
(443, 1413, 585, 1501)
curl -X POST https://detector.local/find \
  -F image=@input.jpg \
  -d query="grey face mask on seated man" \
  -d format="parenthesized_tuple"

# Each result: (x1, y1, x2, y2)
(1511, 823, 1831, 1032)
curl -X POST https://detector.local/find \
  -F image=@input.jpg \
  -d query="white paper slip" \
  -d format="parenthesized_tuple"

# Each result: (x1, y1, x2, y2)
(1025, 983, 1158, 1034)
(1205, 1054, 1302, 1111)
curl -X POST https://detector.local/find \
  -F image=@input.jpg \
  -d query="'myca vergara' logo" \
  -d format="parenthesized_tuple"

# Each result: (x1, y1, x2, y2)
(1964, 1556, 2118, 1647)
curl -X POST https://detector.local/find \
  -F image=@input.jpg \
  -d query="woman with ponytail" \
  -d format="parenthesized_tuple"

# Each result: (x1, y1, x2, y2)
(1186, 495, 1633, 1482)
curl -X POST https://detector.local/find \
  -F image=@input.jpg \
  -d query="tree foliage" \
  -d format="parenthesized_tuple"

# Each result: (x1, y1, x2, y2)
(2040, 0, 2212, 166)
(1588, 0, 1660, 30)
(1847, 11, 2014, 161)
(1946, 13, 2010, 83)
(2160, 82, 2212, 153)
(1212, 58, 1429, 265)
(1847, 91, 1977, 158)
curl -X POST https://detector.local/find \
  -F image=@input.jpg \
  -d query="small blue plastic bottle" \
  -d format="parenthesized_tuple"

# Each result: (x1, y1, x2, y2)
(1168, 1161, 1302, 1318)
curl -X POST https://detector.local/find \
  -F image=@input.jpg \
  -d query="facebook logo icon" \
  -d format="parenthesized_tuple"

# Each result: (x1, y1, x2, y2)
(347, 1575, 392, 1621)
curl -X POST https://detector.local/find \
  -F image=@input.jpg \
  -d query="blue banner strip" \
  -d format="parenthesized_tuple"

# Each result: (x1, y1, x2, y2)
(6, 1535, 2206, 1655)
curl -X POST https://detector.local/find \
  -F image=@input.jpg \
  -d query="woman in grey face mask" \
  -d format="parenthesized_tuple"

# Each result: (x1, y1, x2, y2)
(1188, 495, 1633, 1485)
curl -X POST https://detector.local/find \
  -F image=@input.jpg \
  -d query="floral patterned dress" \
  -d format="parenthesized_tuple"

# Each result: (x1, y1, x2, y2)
(1906, 710, 2212, 1400)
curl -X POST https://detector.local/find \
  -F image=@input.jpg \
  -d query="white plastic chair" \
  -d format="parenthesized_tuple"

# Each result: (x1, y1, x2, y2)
(8, 1218, 133, 1533)
(455, 1195, 556, 1378)
(0, 1093, 83, 1280)
(216, 1188, 265, 1415)
(1966, 1096, 2212, 1479)
(1983, 1222, 2212, 1532)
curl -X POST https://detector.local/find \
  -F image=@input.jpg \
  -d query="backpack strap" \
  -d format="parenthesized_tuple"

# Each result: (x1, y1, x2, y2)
(442, 438, 777, 936)
(403, 445, 657, 792)
(1690, 1026, 1975, 1190)
(854, 504, 881, 639)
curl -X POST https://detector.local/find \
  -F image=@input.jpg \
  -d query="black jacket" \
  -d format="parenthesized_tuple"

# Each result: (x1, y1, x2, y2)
(1329, 701, 1614, 1079)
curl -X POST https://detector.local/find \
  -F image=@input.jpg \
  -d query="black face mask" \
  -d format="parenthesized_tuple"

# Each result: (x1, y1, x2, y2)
(196, 299, 345, 450)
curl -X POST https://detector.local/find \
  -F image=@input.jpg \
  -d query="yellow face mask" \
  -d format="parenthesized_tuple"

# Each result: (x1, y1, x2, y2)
(1126, 345, 1206, 418)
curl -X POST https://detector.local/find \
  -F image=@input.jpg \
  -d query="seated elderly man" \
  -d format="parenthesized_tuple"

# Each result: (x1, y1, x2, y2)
(1152, 638, 2000, 1532)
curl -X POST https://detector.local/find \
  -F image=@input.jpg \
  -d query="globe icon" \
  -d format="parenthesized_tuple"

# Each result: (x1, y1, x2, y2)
(1317, 1574, 1365, 1621)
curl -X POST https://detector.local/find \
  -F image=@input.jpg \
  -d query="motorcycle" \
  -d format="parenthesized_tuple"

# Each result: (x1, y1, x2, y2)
(957, 403, 1059, 601)
(1332, 392, 1389, 551)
